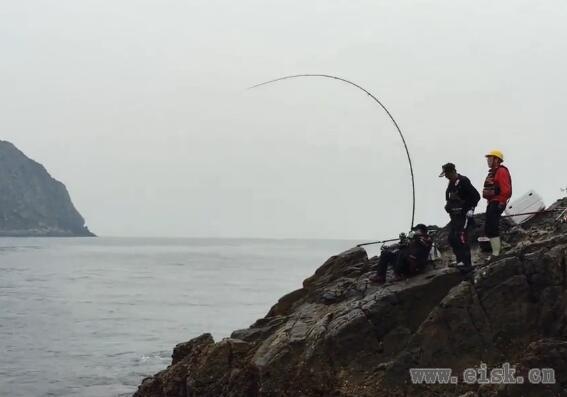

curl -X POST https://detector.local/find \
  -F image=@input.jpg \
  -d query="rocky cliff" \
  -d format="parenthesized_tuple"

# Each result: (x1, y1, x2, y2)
(134, 198, 567, 397)
(0, 140, 94, 237)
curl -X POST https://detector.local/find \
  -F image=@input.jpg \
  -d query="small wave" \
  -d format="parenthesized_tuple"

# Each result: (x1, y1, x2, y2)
(0, 245, 42, 252)
(62, 383, 136, 397)
(106, 351, 136, 358)
(138, 353, 169, 363)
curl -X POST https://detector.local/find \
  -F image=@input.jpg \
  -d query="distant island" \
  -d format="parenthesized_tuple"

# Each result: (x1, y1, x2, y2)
(0, 140, 95, 237)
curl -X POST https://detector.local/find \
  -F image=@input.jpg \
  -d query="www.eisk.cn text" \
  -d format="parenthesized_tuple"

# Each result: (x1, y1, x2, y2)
(409, 363, 555, 385)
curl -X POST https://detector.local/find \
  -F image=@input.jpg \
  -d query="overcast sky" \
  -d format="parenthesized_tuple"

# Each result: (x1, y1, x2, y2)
(1, 1, 566, 239)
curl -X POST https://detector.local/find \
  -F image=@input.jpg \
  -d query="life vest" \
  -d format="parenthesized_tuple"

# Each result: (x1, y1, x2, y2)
(483, 165, 512, 202)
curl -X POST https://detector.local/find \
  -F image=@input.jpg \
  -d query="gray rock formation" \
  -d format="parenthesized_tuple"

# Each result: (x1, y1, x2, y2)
(0, 140, 94, 237)
(134, 198, 567, 397)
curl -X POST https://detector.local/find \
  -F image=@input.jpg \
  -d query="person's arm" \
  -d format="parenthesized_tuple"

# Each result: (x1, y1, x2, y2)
(415, 235, 431, 249)
(495, 168, 512, 203)
(461, 177, 481, 212)
(444, 184, 451, 213)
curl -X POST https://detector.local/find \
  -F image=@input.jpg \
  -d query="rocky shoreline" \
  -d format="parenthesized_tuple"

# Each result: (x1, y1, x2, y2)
(134, 198, 567, 397)
(0, 227, 94, 237)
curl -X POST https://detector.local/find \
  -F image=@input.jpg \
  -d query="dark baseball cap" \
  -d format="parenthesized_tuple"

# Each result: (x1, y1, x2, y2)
(439, 162, 456, 177)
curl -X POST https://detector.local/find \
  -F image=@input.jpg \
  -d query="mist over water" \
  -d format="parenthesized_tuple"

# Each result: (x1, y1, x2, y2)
(0, 237, 357, 397)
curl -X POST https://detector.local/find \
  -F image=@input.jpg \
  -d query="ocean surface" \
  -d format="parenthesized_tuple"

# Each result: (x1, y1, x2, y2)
(0, 237, 359, 397)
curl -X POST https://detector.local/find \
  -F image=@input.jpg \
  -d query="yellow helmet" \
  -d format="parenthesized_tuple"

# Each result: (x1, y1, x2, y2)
(485, 150, 504, 161)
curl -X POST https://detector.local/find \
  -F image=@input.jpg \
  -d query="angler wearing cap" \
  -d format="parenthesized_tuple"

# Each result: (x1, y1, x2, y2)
(440, 163, 481, 270)
(483, 150, 512, 258)
(370, 224, 432, 284)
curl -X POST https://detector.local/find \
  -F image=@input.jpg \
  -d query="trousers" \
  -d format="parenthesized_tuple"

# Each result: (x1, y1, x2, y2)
(448, 214, 472, 267)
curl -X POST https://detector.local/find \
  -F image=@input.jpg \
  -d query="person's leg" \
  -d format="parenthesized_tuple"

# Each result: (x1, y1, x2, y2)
(376, 251, 394, 278)
(485, 201, 498, 238)
(394, 248, 410, 277)
(462, 246, 472, 267)
(461, 227, 472, 267)
(485, 202, 504, 256)
(449, 216, 467, 265)
(371, 250, 396, 283)
(448, 220, 461, 264)
(490, 237, 502, 256)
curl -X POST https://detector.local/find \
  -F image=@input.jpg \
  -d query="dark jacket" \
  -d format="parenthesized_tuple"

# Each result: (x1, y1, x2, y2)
(383, 232, 433, 276)
(408, 233, 433, 269)
(445, 174, 481, 216)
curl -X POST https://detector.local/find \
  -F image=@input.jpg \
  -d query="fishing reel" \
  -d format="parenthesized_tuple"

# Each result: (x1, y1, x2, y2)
(398, 232, 410, 246)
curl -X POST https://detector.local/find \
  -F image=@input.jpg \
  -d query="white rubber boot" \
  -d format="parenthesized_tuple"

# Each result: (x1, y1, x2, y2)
(489, 237, 502, 258)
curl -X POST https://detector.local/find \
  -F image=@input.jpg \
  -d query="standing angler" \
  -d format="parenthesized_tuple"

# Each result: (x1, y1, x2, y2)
(440, 163, 481, 271)
(482, 150, 512, 259)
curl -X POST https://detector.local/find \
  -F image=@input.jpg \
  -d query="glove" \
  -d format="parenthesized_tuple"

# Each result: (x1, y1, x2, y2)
(466, 209, 475, 218)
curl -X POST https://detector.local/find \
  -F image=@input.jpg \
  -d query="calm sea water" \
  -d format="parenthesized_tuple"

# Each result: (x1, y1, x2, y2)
(0, 237, 358, 397)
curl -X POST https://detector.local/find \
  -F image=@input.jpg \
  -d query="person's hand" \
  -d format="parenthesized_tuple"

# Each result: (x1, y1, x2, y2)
(466, 209, 475, 218)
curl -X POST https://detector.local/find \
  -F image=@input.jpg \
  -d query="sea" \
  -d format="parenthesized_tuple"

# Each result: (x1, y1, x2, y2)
(0, 237, 359, 397)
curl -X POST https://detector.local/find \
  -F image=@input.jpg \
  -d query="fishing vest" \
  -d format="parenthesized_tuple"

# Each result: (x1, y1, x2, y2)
(483, 165, 511, 200)
(446, 177, 466, 213)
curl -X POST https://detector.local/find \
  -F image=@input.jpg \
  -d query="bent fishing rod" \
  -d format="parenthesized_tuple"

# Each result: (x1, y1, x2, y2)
(248, 74, 416, 232)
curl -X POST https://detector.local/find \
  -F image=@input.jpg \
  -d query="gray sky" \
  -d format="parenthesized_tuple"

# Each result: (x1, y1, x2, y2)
(1, 0, 566, 239)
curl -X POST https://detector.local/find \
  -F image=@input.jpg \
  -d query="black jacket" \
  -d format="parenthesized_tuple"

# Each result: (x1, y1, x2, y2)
(445, 174, 481, 216)
(408, 233, 433, 267)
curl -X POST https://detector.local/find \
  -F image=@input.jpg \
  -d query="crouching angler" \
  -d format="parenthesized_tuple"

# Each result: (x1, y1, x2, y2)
(369, 224, 433, 284)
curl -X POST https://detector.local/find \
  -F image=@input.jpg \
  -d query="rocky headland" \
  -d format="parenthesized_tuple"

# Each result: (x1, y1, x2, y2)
(0, 140, 94, 237)
(135, 198, 567, 397)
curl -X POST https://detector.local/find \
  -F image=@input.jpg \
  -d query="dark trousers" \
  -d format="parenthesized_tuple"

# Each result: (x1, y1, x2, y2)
(375, 248, 412, 278)
(485, 201, 505, 238)
(448, 215, 472, 267)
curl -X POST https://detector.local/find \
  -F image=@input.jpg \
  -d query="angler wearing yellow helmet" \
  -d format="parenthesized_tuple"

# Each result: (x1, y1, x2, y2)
(483, 150, 512, 258)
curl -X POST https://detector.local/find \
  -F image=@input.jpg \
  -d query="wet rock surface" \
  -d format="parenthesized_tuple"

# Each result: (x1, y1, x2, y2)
(135, 198, 567, 397)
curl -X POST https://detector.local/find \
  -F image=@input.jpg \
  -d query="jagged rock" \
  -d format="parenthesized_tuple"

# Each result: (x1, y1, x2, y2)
(501, 338, 567, 397)
(172, 334, 215, 365)
(0, 140, 94, 236)
(135, 197, 567, 397)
